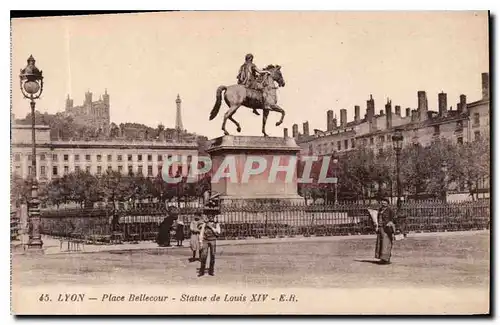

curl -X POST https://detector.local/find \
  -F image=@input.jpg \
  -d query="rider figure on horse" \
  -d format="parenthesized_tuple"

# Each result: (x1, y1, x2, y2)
(237, 53, 270, 115)
(209, 54, 286, 137)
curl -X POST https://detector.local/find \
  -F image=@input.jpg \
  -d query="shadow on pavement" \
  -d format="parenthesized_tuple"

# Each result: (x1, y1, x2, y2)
(354, 259, 381, 265)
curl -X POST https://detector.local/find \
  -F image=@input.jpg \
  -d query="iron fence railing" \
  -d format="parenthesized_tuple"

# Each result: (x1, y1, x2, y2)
(11, 208, 20, 241)
(39, 199, 490, 244)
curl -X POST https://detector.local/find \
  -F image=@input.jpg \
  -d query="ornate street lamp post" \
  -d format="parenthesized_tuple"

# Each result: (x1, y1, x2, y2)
(392, 129, 404, 208)
(441, 161, 448, 202)
(19, 55, 44, 249)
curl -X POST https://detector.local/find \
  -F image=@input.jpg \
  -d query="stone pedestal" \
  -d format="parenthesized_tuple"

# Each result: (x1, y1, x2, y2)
(206, 135, 302, 204)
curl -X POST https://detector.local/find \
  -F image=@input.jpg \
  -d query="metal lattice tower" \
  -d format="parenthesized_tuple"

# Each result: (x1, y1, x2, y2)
(175, 94, 183, 131)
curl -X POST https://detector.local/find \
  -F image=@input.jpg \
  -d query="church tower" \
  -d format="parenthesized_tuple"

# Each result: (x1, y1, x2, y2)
(65, 94, 73, 111)
(175, 94, 183, 131)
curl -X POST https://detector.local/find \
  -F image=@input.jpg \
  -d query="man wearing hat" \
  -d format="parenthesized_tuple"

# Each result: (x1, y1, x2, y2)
(198, 212, 221, 276)
(374, 198, 396, 265)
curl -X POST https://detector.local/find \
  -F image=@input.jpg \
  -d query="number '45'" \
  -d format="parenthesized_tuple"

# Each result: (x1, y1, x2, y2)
(39, 294, 50, 302)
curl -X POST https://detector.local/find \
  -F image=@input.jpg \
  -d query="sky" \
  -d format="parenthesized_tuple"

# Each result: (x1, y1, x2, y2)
(11, 11, 489, 139)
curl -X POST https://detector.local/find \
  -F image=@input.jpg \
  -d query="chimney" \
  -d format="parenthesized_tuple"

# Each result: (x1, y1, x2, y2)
(333, 115, 338, 128)
(460, 94, 467, 114)
(327, 110, 334, 131)
(385, 99, 393, 129)
(379, 109, 384, 116)
(340, 109, 347, 127)
(292, 124, 299, 138)
(395, 105, 401, 116)
(354, 105, 360, 122)
(482, 72, 489, 99)
(406, 107, 411, 117)
(303, 122, 310, 136)
(418, 91, 428, 121)
(411, 110, 418, 122)
(438, 92, 447, 117)
(366, 94, 375, 122)
(283, 128, 289, 138)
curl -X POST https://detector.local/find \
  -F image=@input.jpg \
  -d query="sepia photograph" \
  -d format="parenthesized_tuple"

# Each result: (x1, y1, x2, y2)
(9, 11, 490, 315)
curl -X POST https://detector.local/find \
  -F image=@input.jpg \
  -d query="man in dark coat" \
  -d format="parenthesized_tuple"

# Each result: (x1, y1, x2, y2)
(374, 198, 396, 265)
(157, 206, 179, 247)
(198, 213, 221, 276)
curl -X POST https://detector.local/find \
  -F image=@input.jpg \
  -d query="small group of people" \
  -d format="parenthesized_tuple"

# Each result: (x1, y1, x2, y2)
(156, 207, 186, 248)
(157, 206, 221, 277)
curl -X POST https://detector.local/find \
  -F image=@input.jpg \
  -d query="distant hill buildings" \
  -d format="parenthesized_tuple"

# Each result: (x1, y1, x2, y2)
(64, 89, 110, 134)
(12, 92, 209, 181)
(14, 92, 208, 144)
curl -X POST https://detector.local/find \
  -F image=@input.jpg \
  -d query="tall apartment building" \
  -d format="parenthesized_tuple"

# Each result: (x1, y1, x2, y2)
(289, 73, 490, 157)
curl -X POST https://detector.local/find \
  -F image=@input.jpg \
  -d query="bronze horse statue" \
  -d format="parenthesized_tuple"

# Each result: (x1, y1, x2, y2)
(209, 65, 286, 136)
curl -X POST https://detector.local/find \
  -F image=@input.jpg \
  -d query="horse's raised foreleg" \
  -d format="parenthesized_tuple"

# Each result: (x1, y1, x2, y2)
(222, 104, 240, 135)
(262, 109, 270, 137)
(270, 104, 285, 126)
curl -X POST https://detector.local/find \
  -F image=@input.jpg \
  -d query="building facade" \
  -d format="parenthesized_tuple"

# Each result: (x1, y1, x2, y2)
(11, 125, 198, 183)
(290, 73, 490, 157)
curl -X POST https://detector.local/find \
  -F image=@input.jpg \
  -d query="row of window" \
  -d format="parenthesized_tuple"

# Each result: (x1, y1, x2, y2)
(314, 138, 357, 154)
(15, 164, 170, 178)
(314, 134, 395, 154)
(322, 118, 480, 152)
(432, 118, 480, 134)
(363, 123, 480, 147)
(13, 153, 192, 163)
(312, 130, 481, 155)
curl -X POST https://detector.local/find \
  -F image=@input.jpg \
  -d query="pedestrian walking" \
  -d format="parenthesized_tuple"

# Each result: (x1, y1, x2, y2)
(374, 198, 396, 265)
(189, 213, 202, 262)
(198, 213, 221, 276)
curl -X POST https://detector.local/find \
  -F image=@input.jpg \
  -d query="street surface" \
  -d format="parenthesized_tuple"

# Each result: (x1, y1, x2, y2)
(13, 232, 489, 289)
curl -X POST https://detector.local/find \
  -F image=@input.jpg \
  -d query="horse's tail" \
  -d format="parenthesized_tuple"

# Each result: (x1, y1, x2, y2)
(209, 85, 227, 120)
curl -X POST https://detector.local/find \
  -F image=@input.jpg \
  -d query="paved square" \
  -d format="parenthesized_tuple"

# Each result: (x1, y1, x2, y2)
(13, 231, 489, 289)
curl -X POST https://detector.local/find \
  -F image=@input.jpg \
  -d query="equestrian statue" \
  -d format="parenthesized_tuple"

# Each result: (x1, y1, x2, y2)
(209, 53, 286, 137)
